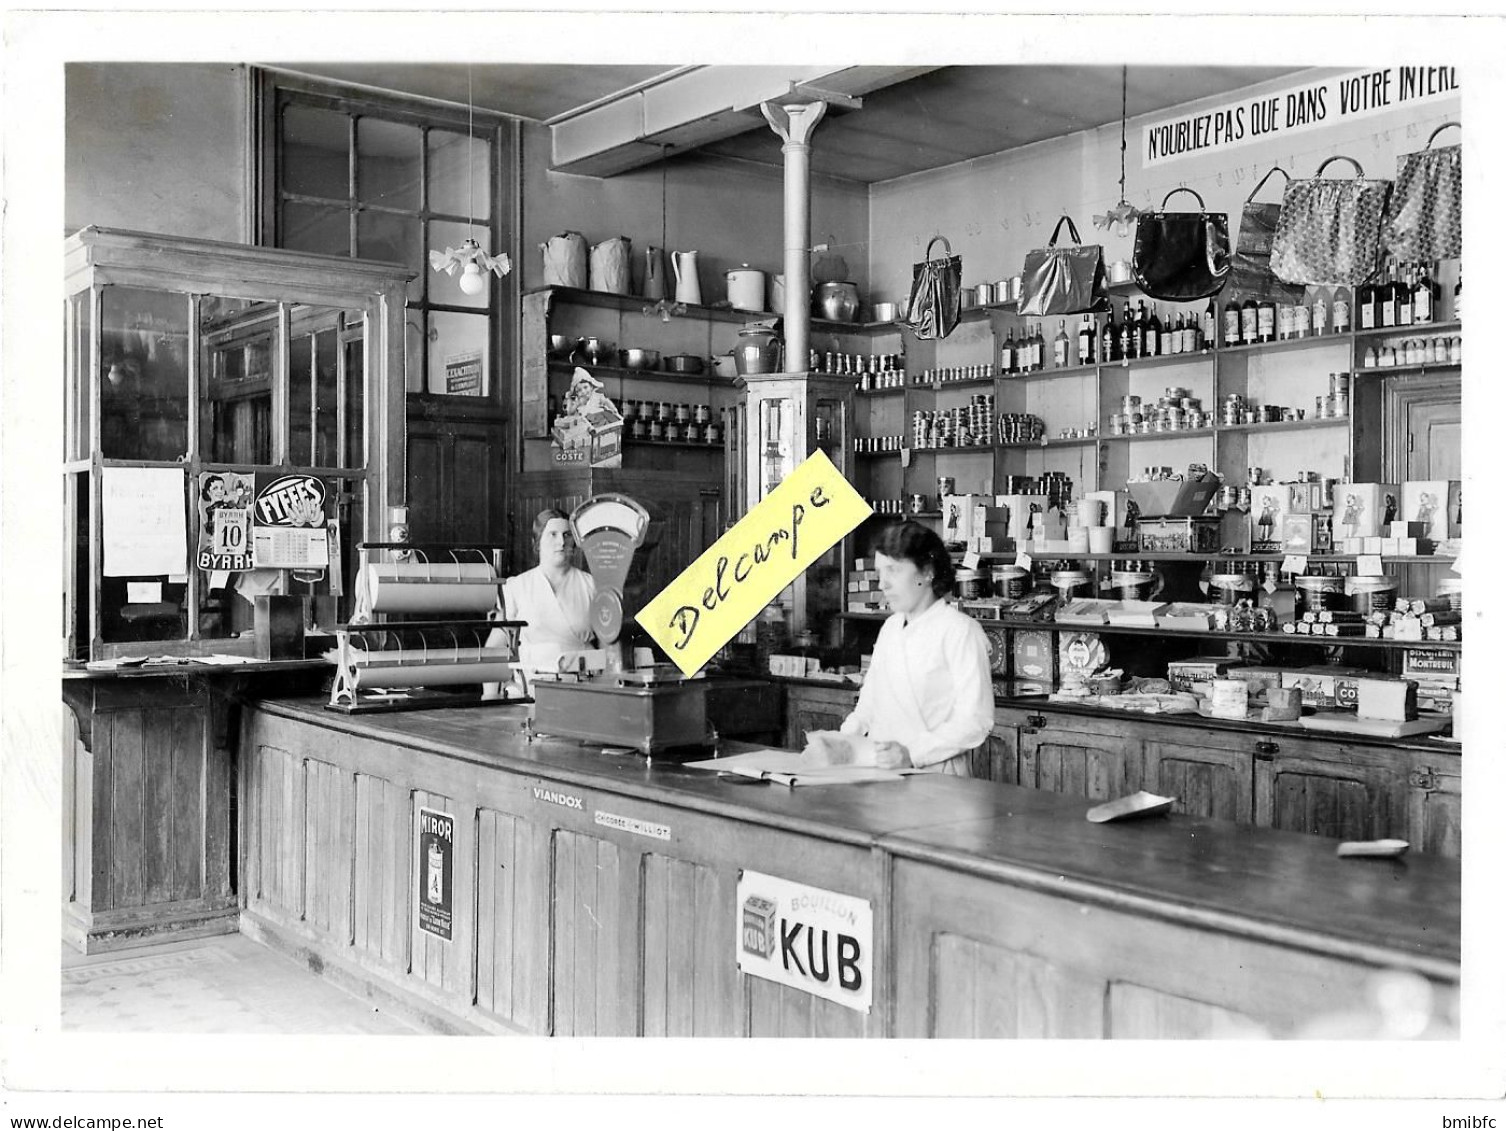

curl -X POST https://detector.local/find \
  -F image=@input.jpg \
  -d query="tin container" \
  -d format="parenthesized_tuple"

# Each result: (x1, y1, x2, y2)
(936, 476, 956, 497)
(1293, 574, 1345, 616)
(706, 423, 722, 444)
(675, 403, 691, 424)
(975, 283, 995, 306)
(992, 564, 1031, 599)
(1209, 572, 1256, 605)
(909, 493, 930, 514)
(1347, 574, 1398, 615)
(955, 568, 987, 600)
(1437, 577, 1464, 611)
(1050, 569, 1092, 601)
(648, 420, 665, 441)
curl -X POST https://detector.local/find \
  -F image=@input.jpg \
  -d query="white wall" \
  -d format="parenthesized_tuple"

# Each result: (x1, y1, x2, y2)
(867, 69, 1462, 306)
(65, 64, 249, 242)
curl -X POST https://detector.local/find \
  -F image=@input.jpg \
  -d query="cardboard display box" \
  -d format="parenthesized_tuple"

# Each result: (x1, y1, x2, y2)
(1126, 472, 1220, 519)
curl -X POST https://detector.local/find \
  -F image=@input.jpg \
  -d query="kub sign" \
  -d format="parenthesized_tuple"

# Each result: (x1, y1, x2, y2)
(736, 869, 873, 1014)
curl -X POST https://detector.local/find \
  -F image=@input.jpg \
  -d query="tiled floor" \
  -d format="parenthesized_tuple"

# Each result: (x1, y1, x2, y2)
(61, 932, 423, 1035)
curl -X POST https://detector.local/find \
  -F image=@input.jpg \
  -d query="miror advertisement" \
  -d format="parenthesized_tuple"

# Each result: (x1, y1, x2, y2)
(417, 808, 455, 941)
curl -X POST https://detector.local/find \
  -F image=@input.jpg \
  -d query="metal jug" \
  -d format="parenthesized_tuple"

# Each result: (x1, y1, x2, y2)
(642, 246, 668, 300)
(672, 250, 702, 306)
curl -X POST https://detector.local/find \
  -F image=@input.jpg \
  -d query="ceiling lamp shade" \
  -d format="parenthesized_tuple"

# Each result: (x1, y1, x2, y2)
(430, 239, 510, 295)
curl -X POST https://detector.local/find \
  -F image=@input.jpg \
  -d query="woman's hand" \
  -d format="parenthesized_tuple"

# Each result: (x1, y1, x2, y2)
(871, 741, 912, 769)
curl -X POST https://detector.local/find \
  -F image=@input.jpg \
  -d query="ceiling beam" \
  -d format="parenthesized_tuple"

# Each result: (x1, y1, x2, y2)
(549, 65, 939, 177)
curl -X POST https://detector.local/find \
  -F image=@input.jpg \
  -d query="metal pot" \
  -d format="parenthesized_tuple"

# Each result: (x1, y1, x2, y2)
(713, 353, 739, 379)
(619, 347, 661, 371)
(872, 301, 898, 323)
(726, 265, 767, 312)
(814, 281, 860, 323)
(547, 333, 578, 359)
(664, 354, 704, 375)
(579, 337, 614, 366)
(734, 327, 782, 375)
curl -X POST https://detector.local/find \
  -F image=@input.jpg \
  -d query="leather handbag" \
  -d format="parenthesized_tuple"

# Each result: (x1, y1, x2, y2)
(1270, 156, 1393, 287)
(1131, 187, 1231, 301)
(1018, 215, 1109, 317)
(1227, 167, 1308, 306)
(906, 235, 963, 340)
(1382, 122, 1461, 262)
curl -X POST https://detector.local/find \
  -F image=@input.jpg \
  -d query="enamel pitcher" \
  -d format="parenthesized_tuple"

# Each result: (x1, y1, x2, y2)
(672, 250, 702, 306)
(642, 246, 668, 300)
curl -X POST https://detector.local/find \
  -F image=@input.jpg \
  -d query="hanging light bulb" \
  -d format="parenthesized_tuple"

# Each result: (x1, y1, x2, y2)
(429, 67, 511, 292)
(458, 258, 486, 295)
(1093, 67, 1143, 239)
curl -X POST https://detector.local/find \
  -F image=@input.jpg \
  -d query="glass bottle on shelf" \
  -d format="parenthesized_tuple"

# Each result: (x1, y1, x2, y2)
(1454, 270, 1462, 321)
(1312, 289, 1328, 336)
(1104, 305, 1121, 362)
(1121, 301, 1138, 360)
(1414, 261, 1435, 324)
(1145, 305, 1161, 357)
(1358, 274, 1377, 330)
(1054, 319, 1069, 368)
(1397, 262, 1415, 326)
(1240, 296, 1259, 345)
(1001, 327, 1016, 374)
(1033, 321, 1046, 371)
(1202, 298, 1217, 349)
(1256, 296, 1276, 344)
(1078, 314, 1095, 366)
(1333, 285, 1352, 333)
(1223, 299, 1242, 348)
(1293, 300, 1311, 339)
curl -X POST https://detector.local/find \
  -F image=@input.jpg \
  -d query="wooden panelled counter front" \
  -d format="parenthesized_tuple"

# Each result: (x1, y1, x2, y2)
(239, 698, 1458, 1038)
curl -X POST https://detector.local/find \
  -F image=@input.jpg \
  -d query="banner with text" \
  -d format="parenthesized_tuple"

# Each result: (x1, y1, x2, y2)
(1143, 67, 1459, 168)
(636, 449, 871, 676)
(736, 869, 873, 1014)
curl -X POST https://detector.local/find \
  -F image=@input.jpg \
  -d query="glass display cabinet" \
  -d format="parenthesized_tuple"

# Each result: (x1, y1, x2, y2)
(63, 227, 411, 661)
(730, 371, 854, 639)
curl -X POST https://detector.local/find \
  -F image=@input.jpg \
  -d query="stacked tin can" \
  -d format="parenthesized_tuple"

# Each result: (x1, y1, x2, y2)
(913, 396, 995, 449)
(1313, 371, 1351, 420)
(998, 413, 1046, 444)
(1109, 394, 1143, 437)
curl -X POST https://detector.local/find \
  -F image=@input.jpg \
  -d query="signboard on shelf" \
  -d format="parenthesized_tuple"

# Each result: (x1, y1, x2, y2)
(550, 368, 623, 468)
(417, 807, 455, 941)
(735, 869, 872, 1014)
(1142, 67, 1459, 168)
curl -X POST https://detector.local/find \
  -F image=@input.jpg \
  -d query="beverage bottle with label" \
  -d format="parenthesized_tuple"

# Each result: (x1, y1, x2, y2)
(1104, 306, 1120, 361)
(1312, 290, 1328, 336)
(1223, 300, 1241, 348)
(1078, 314, 1096, 365)
(1166, 312, 1181, 355)
(1240, 297, 1259, 345)
(1031, 322, 1044, 371)
(1145, 305, 1161, 357)
(1358, 275, 1377, 330)
(1413, 261, 1435, 324)
(1333, 285, 1352, 333)
(1001, 328, 1016, 374)
(1397, 262, 1414, 326)
(1121, 301, 1138, 360)
(1202, 299, 1217, 349)
(1294, 301, 1311, 338)
(1381, 260, 1399, 327)
(1453, 269, 1462, 321)
(1054, 319, 1069, 368)
(1257, 297, 1276, 343)
(1277, 303, 1292, 340)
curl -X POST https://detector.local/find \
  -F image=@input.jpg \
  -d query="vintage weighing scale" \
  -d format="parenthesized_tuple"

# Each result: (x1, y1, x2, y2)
(327, 542, 525, 713)
(525, 494, 716, 756)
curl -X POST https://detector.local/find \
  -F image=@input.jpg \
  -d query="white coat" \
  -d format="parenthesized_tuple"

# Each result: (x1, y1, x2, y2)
(840, 599, 994, 774)
(502, 565, 598, 672)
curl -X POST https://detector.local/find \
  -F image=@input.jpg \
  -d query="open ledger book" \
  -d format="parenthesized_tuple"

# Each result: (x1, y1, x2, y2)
(684, 733, 926, 787)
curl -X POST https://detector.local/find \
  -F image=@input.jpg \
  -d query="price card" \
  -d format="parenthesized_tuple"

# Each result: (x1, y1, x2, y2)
(1282, 554, 1308, 575)
(1357, 554, 1384, 576)
(900, 447, 911, 468)
(1015, 551, 1034, 571)
(1450, 552, 1464, 576)
(962, 546, 981, 571)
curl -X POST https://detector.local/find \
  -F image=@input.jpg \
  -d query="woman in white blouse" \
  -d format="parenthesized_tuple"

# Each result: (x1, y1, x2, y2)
(485, 508, 597, 697)
(840, 521, 995, 774)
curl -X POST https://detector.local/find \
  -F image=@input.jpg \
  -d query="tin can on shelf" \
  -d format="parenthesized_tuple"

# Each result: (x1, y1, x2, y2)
(1209, 572, 1256, 605)
(706, 423, 722, 444)
(649, 420, 666, 441)
(909, 494, 930, 514)
(1437, 577, 1463, 611)
(992, 564, 1032, 599)
(1294, 574, 1345, 616)
(954, 568, 987, 600)
(1347, 574, 1398, 615)
(936, 476, 956, 497)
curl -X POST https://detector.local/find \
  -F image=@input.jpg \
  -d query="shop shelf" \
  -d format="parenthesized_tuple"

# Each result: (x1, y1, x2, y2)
(548, 360, 723, 387)
(998, 435, 1098, 450)
(1351, 363, 1460, 378)
(1099, 350, 1216, 371)
(913, 374, 999, 390)
(1354, 320, 1460, 340)
(1216, 334, 1350, 358)
(1215, 416, 1349, 435)
(1098, 427, 1216, 444)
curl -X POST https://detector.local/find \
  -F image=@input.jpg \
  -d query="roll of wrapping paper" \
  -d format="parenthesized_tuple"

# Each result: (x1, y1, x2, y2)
(351, 660, 516, 690)
(362, 561, 499, 616)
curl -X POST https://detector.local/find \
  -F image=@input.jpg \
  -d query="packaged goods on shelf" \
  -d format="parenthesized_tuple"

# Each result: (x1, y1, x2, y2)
(1280, 667, 1370, 709)
(1136, 515, 1221, 553)
(1248, 485, 1291, 552)
(1155, 603, 1217, 631)
(993, 494, 1048, 543)
(1012, 629, 1057, 686)
(1125, 469, 1221, 518)
(1167, 657, 1246, 694)
(1401, 479, 1458, 543)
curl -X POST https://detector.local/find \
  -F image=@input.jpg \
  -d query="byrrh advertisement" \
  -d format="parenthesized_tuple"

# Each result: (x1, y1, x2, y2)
(736, 869, 873, 1014)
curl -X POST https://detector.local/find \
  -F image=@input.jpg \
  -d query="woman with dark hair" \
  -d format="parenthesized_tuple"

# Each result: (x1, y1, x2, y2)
(839, 520, 994, 774)
(484, 507, 598, 697)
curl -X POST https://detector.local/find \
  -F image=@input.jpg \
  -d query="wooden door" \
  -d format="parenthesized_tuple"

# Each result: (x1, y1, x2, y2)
(1141, 738, 1254, 823)
(406, 416, 506, 545)
(1018, 719, 1139, 800)
(1252, 738, 1408, 843)
(1407, 760, 1461, 858)
(1383, 370, 1461, 481)
(783, 685, 859, 750)
(968, 724, 1020, 784)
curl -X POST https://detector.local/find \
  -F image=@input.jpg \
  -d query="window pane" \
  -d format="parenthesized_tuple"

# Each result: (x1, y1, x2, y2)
(427, 129, 490, 219)
(344, 335, 365, 467)
(404, 311, 426, 394)
(314, 328, 339, 467)
(427, 310, 489, 397)
(357, 117, 421, 210)
(69, 292, 93, 461)
(289, 332, 313, 465)
(282, 104, 350, 201)
(282, 201, 350, 258)
(100, 286, 189, 460)
(199, 296, 276, 465)
(429, 220, 491, 309)
(357, 210, 423, 303)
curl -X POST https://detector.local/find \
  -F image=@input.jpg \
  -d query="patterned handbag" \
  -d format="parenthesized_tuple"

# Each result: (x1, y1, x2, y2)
(1382, 122, 1461, 262)
(1270, 156, 1393, 287)
(1227, 167, 1308, 306)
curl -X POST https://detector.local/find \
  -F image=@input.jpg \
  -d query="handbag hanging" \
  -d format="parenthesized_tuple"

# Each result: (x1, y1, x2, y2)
(1131, 187, 1231, 301)
(1269, 156, 1393, 288)
(1382, 122, 1461, 262)
(906, 235, 963, 340)
(1018, 215, 1109, 317)
(1226, 167, 1308, 306)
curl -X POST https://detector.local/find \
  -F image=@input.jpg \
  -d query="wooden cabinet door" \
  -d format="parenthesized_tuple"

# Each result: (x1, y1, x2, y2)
(1142, 738, 1254, 824)
(968, 724, 1020, 784)
(1018, 718, 1139, 801)
(782, 685, 859, 750)
(1252, 737, 1408, 843)
(1407, 759, 1461, 858)
(406, 417, 506, 545)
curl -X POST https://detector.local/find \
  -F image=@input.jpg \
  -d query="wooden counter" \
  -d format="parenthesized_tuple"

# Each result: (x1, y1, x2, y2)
(236, 697, 1459, 1038)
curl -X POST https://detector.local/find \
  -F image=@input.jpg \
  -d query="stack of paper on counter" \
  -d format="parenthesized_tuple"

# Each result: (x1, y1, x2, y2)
(682, 746, 923, 787)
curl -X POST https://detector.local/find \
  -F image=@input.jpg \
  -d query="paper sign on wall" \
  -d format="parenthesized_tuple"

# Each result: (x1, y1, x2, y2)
(636, 450, 871, 676)
(736, 869, 873, 1014)
(197, 471, 255, 572)
(417, 808, 455, 941)
(251, 473, 329, 569)
(102, 466, 189, 577)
